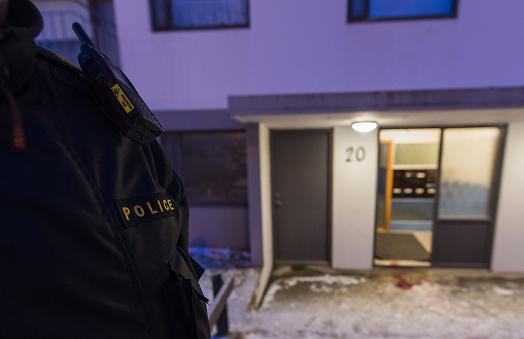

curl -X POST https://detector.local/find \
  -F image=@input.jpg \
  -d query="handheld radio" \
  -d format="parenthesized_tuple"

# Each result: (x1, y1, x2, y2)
(73, 22, 164, 144)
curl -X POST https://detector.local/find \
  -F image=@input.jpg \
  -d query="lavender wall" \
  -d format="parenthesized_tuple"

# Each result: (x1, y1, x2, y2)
(113, 0, 524, 111)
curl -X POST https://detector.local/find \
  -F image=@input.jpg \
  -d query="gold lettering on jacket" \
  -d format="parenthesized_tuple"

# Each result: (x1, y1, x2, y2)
(121, 198, 176, 221)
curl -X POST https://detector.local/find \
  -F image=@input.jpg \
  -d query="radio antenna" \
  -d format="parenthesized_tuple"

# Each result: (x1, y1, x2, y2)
(72, 22, 95, 48)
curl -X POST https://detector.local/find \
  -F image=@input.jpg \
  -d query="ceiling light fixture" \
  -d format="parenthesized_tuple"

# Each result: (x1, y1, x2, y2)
(351, 121, 378, 133)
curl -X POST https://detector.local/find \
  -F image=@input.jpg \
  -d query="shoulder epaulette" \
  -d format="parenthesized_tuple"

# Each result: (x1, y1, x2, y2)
(36, 47, 82, 75)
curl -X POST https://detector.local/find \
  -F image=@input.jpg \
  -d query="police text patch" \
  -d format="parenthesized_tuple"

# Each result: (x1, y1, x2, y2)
(115, 193, 177, 227)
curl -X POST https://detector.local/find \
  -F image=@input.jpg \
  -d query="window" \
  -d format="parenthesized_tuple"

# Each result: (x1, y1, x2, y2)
(35, 1, 119, 66)
(162, 131, 247, 205)
(151, 0, 249, 31)
(36, 8, 92, 65)
(348, 0, 457, 22)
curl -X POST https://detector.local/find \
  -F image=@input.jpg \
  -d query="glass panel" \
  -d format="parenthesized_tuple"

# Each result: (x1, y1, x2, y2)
(378, 129, 440, 232)
(375, 129, 440, 266)
(152, 0, 169, 29)
(350, 0, 367, 19)
(162, 131, 247, 205)
(438, 128, 500, 219)
(171, 0, 249, 29)
(369, 0, 454, 19)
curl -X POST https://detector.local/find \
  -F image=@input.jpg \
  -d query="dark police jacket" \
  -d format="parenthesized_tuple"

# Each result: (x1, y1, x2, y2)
(0, 1, 210, 338)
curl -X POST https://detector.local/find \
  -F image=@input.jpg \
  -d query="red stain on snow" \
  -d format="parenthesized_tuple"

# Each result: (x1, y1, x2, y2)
(394, 274, 414, 290)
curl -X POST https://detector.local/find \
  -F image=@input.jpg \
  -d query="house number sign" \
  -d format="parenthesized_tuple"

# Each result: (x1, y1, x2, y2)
(346, 146, 366, 162)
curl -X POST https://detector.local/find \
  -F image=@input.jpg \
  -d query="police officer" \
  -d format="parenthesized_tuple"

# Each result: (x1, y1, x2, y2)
(0, 0, 210, 338)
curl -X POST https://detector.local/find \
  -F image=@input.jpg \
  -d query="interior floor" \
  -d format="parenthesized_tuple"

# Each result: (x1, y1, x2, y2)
(375, 228, 432, 267)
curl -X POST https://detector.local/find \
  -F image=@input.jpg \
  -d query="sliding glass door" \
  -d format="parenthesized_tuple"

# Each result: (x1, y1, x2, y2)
(375, 126, 505, 268)
(432, 127, 503, 267)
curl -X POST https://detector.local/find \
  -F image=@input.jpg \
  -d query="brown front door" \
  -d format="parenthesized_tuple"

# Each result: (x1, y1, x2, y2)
(271, 130, 331, 264)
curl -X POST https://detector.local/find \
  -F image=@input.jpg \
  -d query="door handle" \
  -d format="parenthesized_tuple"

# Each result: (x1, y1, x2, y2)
(274, 199, 283, 207)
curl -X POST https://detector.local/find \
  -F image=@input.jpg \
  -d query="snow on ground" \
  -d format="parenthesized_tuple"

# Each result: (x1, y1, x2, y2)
(189, 246, 251, 269)
(200, 267, 524, 339)
(262, 274, 366, 309)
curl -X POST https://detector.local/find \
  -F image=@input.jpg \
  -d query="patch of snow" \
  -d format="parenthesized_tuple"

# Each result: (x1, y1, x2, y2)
(189, 246, 251, 269)
(493, 286, 515, 296)
(310, 283, 333, 293)
(262, 274, 365, 309)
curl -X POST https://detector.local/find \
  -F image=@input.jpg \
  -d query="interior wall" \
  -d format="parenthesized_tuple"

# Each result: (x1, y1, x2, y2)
(332, 126, 378, 270)
(394, 143, 439, 166)
(253, 124, 274, 306)
(492, 122, 524, 272)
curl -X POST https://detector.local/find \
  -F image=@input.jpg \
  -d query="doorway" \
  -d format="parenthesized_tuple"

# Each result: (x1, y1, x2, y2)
(271, 130, 331, 264)
(375, 129, 440, 267)
(374, 127, 503, 268)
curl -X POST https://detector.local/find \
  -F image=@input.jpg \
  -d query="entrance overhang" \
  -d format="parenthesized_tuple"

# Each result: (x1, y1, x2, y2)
(233, 107, 524, 128)
(229, 87, 524, 127)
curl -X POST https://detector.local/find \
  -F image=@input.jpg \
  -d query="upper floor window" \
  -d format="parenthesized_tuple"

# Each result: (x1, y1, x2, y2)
(348, 0, 457, 22)
(151, 0, 249, 31)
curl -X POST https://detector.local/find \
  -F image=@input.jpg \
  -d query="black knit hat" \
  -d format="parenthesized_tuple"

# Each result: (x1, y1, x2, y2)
(3, 0, 43, 40)
(0, 0, 43, 95)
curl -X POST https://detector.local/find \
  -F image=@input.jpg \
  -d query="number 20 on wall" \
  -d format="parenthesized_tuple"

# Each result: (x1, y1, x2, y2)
(346, 146, 366, 162)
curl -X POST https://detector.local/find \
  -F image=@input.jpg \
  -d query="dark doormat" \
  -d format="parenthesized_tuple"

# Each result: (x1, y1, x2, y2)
(375, 233, 430, 261)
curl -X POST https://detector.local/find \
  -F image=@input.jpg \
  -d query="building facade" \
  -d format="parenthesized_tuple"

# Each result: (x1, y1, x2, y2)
(106, 0, 524, 296)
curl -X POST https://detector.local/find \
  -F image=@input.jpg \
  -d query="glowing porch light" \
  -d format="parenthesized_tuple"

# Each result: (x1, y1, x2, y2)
(351, 121, 378, 133)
